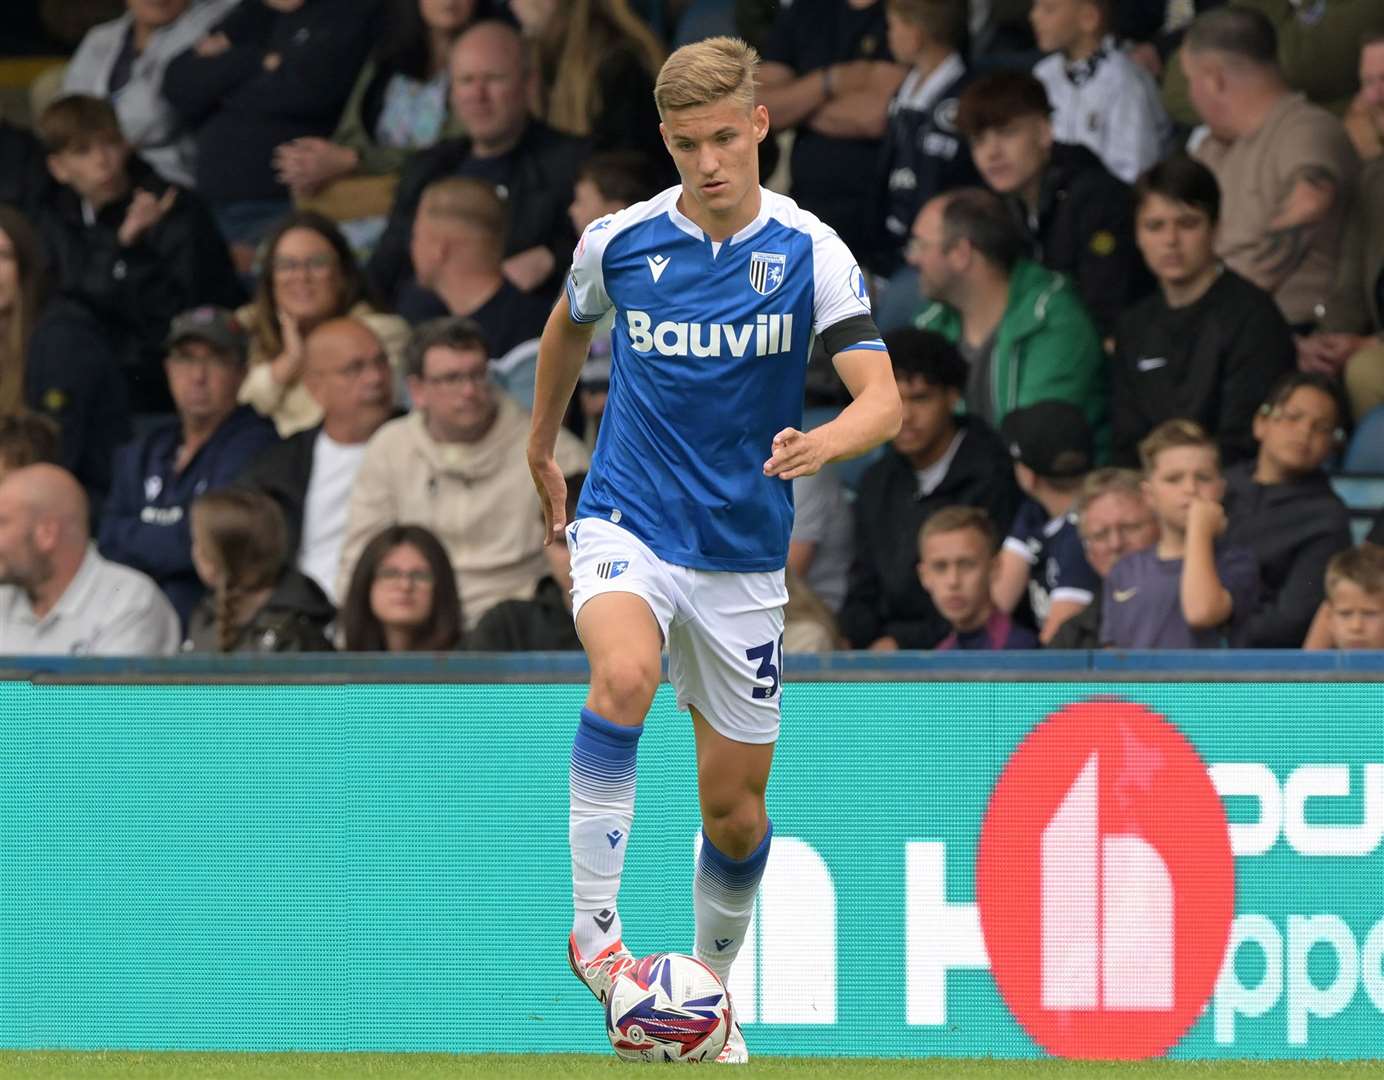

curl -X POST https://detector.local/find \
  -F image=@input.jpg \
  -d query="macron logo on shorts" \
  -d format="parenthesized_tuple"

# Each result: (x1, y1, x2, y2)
(596, 560, 630, 579)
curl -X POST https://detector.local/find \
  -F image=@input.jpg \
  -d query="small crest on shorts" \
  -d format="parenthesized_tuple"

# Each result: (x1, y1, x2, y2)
(596, 560, 629, 580)
(749, 251, 786, 295)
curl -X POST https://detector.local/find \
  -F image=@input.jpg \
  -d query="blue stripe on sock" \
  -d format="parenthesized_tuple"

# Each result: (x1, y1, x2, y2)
(571, 709, 642, 794)
(698, 821, 773, 892)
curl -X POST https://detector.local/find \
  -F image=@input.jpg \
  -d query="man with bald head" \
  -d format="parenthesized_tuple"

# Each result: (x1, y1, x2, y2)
(240, 317, 396, 604)
(0, 464, 180, 655)
(367, 19, 589, 307)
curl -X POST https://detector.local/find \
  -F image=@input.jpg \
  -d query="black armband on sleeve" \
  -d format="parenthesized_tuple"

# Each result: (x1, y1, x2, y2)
(821, 314, 884, 357)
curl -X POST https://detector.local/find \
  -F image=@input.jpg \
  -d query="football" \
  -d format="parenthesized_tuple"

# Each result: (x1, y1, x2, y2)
(605, 952, 731, 1063)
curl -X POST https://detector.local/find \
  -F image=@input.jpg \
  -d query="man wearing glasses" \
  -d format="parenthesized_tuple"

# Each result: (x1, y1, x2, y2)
(335, 316, 588, 628)
(1047, 467, 1159, 649)
(240, 317, 397, 605)
(99, 306, 279, 628)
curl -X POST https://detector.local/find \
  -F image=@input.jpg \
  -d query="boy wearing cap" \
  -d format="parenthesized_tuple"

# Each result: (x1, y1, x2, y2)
(98, 307, 279, 627)
(919, 505, 1038, 651)
(1101, 419, 1259, 650)
(992, 399, 1101, 644)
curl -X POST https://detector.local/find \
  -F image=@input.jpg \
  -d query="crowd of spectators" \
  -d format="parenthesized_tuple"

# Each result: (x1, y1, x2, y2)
(0, 0, 1382, 656)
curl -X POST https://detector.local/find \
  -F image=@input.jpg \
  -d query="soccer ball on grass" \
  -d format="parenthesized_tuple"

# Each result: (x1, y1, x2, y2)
(605, 953, 730, 1062)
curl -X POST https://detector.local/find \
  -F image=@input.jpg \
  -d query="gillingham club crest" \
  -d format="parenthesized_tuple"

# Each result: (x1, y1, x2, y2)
(749, 251, 786, 296)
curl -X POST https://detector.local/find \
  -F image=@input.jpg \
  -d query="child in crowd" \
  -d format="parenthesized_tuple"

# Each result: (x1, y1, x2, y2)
(1029, 0, 1170, 183)
(1323, 545, 1384, 651)
(920, 506, 1039, 651)
(34, 94, 242, 413)
(992, 399, 1100, 644)
(1102, 419, 1259, 649)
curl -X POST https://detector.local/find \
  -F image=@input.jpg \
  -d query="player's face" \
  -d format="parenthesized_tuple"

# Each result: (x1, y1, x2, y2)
(1362, 42, 1384, 111)
(1135, 193, 1216, 289)
(969, 115, 1051, 196)
(1328, 581, 1384, 650)
(660, 97, 768, 230)
(410, 344, 496, 443)
(370, 542, 438, 635)
(892, 374, 959, 460)
(919, 527, 994, 632)
(1253, 386, 1339, 479)
(1142, 446, 1223, 533)
(1079, 490, 1157, 578)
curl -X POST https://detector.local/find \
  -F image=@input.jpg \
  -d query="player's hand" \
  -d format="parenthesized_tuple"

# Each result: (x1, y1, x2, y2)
(117, 186, 177, 248)
(528, 449, 568, 546)
(763, 427, 829, 481)
(1186, 497, 1227, 540)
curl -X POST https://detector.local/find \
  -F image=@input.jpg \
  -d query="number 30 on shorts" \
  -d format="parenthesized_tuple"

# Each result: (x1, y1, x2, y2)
(745, 635, 785, 699)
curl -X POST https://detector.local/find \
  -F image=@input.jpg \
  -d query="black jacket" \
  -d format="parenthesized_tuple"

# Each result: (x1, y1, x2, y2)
(164, 0, 382, 204)
(1047, 583, 1102, 650)
(366, 120, 590, 305)
(1111, 269, 1296, 469)
(1371, 509, 1383, 547)
(1005, 142, 1152, 337)
(33, 155, 243, 411)
(238, 415, 402, 554)
(838, 417, 1023, 649)
(99, 405, 280, 628)
(0, 120, 47, 217)
(183, 568, 335, 653)
(1223, 460, 1353, 648)
(468, 576, 580, 652)
(26, 298, 133, 513)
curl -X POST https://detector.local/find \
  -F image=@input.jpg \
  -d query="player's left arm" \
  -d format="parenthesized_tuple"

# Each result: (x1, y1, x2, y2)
(764, 344, 901, 481)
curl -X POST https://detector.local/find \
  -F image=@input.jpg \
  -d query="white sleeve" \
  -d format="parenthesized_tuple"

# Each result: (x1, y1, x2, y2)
(810, 227, 881, 347)
(1103, 69, 1172, 184)
(565, 215, 617, 324)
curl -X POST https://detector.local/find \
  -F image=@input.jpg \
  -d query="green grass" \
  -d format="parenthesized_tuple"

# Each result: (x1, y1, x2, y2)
(2, 1056, 1382, 1079)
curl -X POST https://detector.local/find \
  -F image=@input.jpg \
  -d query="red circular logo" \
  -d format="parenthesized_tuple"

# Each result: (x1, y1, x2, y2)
(976, 698, 1234, 1059)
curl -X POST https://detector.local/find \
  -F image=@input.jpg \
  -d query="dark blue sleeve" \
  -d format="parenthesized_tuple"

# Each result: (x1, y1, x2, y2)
(1051, 523, 1101, 599)
(1220, 545, 1261, 636)
(96, 446, 194, 582)
(1003, 498, 1045, 562)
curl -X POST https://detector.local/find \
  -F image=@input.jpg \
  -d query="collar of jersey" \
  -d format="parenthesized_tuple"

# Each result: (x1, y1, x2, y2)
(667, 186, 774, 247)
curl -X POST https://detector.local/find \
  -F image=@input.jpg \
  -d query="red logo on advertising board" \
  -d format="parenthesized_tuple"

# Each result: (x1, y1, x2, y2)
(975, 699, 1235, 1059)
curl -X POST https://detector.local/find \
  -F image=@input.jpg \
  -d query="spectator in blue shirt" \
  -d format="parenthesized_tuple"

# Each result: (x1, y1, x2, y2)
(99, 306, 279, 626)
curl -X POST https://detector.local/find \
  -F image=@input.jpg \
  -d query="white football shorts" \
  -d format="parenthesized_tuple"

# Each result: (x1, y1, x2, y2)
(566, 516, 788, 744)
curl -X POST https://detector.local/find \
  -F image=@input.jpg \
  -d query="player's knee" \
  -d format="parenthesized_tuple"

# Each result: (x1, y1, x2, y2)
(701, 802, 768, 861)
(588, 654, 660, 721)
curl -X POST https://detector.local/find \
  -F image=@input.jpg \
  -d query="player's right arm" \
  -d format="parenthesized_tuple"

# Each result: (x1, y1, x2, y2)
(528, 215, 617, 544)
(528, 303, 596, 546)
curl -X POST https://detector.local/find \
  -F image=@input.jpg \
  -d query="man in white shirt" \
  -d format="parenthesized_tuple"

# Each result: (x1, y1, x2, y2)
(240, 318, 395, 605)
(0, 464, 180, 655)
(1031, 0, 1171, 183)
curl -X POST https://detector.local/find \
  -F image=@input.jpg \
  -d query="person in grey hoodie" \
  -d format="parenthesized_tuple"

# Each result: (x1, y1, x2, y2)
(64, 0, 240, 187)
(1224, 373, 1354, 648)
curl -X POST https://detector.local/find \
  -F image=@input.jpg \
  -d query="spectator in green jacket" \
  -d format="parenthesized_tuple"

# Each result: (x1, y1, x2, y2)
(906, 187, 1106, 444)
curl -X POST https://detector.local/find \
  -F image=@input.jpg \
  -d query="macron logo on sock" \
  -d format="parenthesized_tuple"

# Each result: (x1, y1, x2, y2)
(607, 829, 624, 848)
(594, 910, 616, 933)
(714, 938, 734, 952)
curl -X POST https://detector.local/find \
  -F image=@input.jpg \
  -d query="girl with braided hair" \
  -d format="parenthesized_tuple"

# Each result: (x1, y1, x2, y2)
(183, 486, 335, 653)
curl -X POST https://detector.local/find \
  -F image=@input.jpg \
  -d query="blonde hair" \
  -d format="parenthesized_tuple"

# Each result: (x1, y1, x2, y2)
(1138, 419, 1219, 475)
(1076, 467, 1145, 519)
(191, 488, 288, 653)
(534, 0, 666, 137)
(419, 177, 508, 247)
(1326, 544, 1384, 600)
(919, 505, 998, 554)
(654, 36, 759, 116)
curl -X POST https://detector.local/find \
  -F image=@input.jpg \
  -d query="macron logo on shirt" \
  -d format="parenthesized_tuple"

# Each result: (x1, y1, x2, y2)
(626, 310, 794, 358)
(647, 254, 670, 282)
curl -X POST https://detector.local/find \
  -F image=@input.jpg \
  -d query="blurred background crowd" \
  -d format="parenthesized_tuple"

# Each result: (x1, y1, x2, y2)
(0, 0, 1381, 657)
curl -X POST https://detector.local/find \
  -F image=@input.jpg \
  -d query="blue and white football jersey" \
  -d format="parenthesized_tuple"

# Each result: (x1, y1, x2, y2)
(566, 186, 883, 572)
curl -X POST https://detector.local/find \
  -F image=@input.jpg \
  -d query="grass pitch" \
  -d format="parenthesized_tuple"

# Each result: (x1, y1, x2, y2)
(1, 1055, 1382, 1079)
